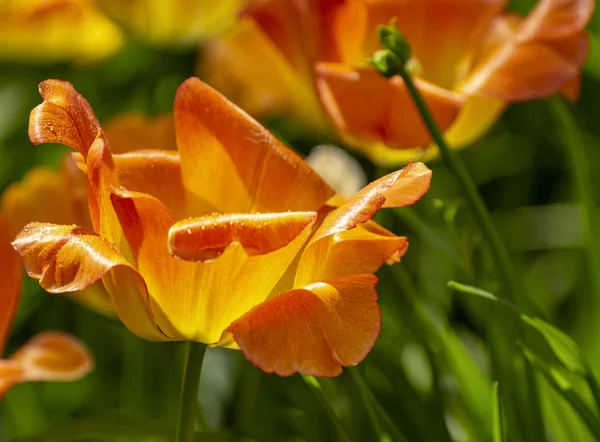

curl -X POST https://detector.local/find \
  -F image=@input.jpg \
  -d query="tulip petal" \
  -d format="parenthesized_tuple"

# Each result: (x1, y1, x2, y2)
(9, 332, 93, 382)
(174, 77, 333, 214)
(296, 162, 431, 285)
(113, 150, 187, 219)
(363, 0, 506, 88)
(11, 223, 167, 341)
(228, 274, 381, 377)
(0, 361, 24, 398)
(459, 0, 593, 100)
(110, 189, 317, 343)
(316, 64, 465, 150)
(168, 212, 317, 262)
(0, 215, 21, 355)
(103, 113, 177, 153)
(29, 80, 101, 157)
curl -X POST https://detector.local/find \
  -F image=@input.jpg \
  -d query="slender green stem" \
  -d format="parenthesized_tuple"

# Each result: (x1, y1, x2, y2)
(549, 98, 600, 306)
(175, 342, 207, 442)
(398, 69, 522, 303)
(301, 376, 353, 442)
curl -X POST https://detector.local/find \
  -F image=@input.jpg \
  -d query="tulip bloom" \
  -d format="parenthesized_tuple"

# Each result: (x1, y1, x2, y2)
(202, 0, 592, 165)
(0, 215, 93, 398)
(14, 78, 431, 376)
(1, 113, 176, 316)
(98, 0, 250, 47)
(0, 0, 123, 63)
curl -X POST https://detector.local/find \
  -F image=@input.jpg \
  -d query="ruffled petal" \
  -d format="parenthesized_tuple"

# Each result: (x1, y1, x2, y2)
(296, 162, 431, 285)
(113, 150, 187, 219)
(110, 189, 316, 343)
(103, 113, 177, 153)
(0, 215, 21, 355)
(168, 212, 317, 261)
(174, 77, 333, 214)
(459, 0, 593, 100)
(316, 64, 465, 150)
(11, 223, 166, 341)
(29, 80, 101, 157)
(227, 274, 380, 377)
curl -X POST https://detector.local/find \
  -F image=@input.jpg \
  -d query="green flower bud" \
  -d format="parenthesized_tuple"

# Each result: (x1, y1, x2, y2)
(377, 19, 411, 66)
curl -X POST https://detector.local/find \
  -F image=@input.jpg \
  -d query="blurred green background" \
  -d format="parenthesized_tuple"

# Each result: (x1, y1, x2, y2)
(2, 0, 600, 441)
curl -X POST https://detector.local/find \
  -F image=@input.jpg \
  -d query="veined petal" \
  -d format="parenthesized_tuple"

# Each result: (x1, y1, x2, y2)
(113, 150, 187, 220)
(110, 189, 316, 343)
(9, 332, 93, 382)
(11, 223, 167, 341)
(296, 162, 431, 285)
(103, 113, 177, 153)
(362, 0, 506, 88)
(174, 77, 333, 214)
(459, 0, 593, 100)
(316, 64, 465, 150)
(227, 274, 380, 377)
(0, 215, 21, 355)
(29, 80, 101, 157)
(168, 212, 317, 262)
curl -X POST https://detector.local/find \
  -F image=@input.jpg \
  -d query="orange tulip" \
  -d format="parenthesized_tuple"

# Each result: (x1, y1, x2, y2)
(1, 113, 177, 317)
(202, 0, 592, 165)
(13, 78, 431, 376)
(0, 0, 123, 63)
(0, 214, 93, 399)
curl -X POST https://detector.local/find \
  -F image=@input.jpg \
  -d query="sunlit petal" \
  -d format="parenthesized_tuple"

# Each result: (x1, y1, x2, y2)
(168, 212, 317, 262)
(174, 77, 333, 214)
(103, 113, 177, 153)
(11, 223, 166, 341)
(228, 274, 381, 377)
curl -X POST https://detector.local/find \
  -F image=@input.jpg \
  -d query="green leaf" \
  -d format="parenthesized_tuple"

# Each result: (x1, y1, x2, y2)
(11, 414, 172, 442)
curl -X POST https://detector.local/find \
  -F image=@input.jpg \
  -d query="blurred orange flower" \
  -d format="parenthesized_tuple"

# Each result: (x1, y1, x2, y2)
(0, 0, 123, 63)
(1, 113, 176, 316)
(13, 78, 431, 377)
(202, 0, 592, 165)
(98, 0, 250, 47)
(0, 214, 93, 399)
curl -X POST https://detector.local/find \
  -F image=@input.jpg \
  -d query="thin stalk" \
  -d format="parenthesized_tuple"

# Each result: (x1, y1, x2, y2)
(175, 342, 207, 442)
(549, 98, 600, 308)
(301, 376, 353, 442)
(397, 69, 522, 303)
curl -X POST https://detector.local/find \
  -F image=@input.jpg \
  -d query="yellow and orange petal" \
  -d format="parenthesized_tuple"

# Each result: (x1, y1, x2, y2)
(316, 64, 465, 151)
(0, 215, 21, 355)
(103, 113, 177, 153)
(228, 274, 380, 377)
(296, 162, 431, 286)
(0, 0, 123, 63)
(11, 222, 166, 341)
(174, 77, 333, 215)
(0, 332, 94, 398)
(110, 188, 317, 343)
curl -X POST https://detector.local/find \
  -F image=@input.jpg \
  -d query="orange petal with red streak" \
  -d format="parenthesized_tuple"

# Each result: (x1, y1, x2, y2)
(228, 274, 381, 377)
(168, 212, 317, 262)
(29, 80, 101, 157)
(316, 64, 465, 150)
(0, 215, 21, 355)
(174, 77, 333, 214)
(11, 223, 166, 341)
